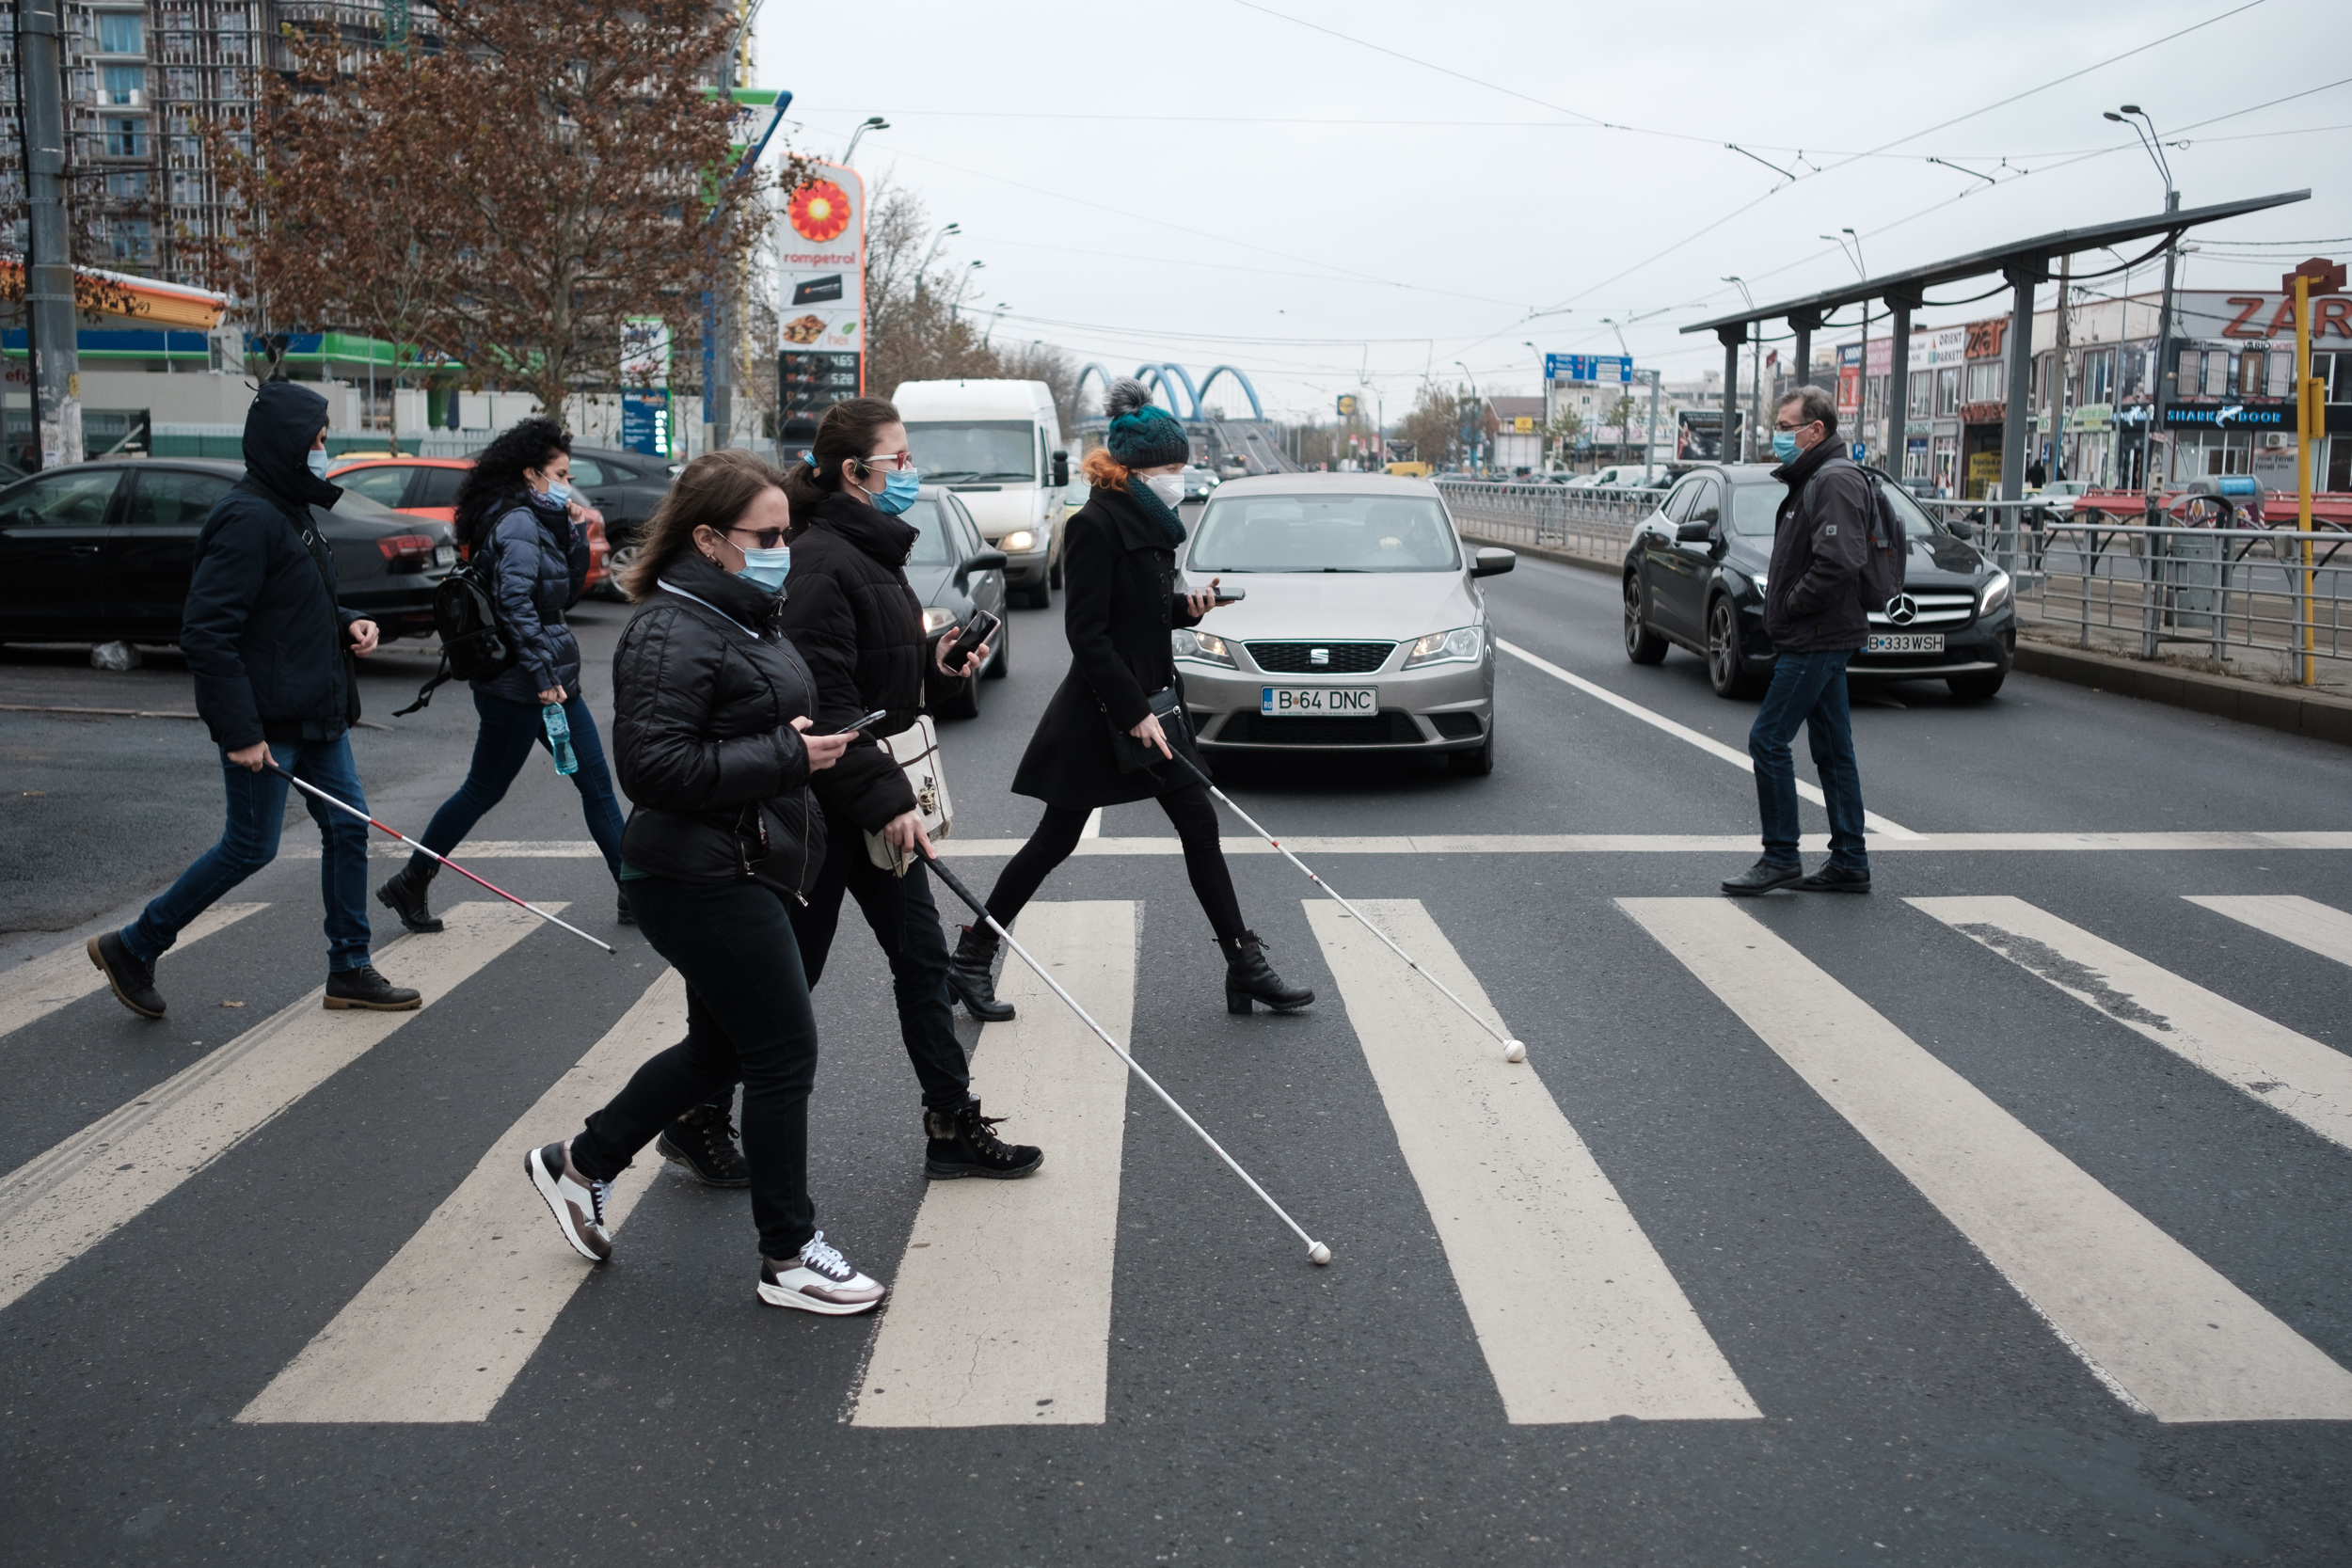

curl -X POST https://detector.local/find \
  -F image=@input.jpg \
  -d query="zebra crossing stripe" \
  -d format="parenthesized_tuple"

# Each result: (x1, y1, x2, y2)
(0, 903, 267, 1041)
(2184, 895, 2352, 969)
(1624, 897, 2352, 1422)
(0, 902, 552, 1317)
(1913, 896, 2352, 1155)
(851, 902, 1136, 1428)
(1308, 898, 1760, 1424)
(239, 969, 687, 1424)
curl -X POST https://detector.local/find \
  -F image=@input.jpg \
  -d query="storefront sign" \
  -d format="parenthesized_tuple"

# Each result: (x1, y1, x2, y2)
(1964, 318, 2009, 359)
(2177, 289, 2352, 341)
(2068, 403, 2114, 434)
(2163, 402, 2290, 428)
(778, 162, 866, 415)
(1959, 401, 2008, 425)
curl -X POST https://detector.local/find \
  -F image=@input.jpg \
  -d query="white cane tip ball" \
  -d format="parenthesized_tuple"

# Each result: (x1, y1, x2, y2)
(1308, 1243, 1332, 1266)
(1503, 1039, 1527, 1063)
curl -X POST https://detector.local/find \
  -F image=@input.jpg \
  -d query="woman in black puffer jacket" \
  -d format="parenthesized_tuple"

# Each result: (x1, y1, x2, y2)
(377, 418, 629, 933)
(522, 450, 888, 1319)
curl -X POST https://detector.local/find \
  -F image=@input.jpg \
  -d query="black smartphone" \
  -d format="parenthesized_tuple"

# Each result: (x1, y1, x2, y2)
(833, 709, 890, 736)
(943, 610, 1000, 670)
(1213, 584, 1247, 604)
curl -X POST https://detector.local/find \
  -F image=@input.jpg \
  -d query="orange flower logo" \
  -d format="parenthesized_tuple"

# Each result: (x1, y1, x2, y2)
(787, 179, 851, 243)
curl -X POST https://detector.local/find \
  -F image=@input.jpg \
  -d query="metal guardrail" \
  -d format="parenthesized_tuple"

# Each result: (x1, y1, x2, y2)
(1436, 479, 1655, 562)
(1915, 499, 2349, 674)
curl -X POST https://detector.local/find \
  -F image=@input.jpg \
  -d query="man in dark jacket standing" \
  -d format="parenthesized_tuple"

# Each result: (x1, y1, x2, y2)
(87, 380, 421, 1015)
(1724, 385, 1874, 896)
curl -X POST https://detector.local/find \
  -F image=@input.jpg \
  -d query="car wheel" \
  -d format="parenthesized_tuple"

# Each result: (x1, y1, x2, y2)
(1050, 555, 1064, 591)
(1022, 579, 1053, 610)
(1707, 597, 1763, 699)
(1624, 574, 1668, 664)
(983, 615, 1009, 679)
(1447, 721, 1494, 777)
(603, 542, 642, 600)
(1947, 668, 2007, 701)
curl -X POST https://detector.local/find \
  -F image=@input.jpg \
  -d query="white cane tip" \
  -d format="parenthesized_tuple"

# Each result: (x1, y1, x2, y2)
(1308, 1243, 1332, 1266)
(1502, 1039, 1527, 1064)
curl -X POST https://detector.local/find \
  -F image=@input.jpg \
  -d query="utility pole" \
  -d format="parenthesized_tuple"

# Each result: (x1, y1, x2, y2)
(15, 0, 81, 470)
(2048, 252, 2073, 481)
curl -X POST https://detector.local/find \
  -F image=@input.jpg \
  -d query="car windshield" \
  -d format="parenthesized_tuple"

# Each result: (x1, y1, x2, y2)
(1725, 478, 1941, 539)
(2042, 480, 2090, 496)
(1187, 493, 1461, 572)
(899, 499, 953, 565)
(903, 420, 1035, 483)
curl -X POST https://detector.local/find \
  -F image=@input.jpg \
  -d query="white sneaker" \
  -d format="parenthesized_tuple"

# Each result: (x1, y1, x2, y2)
(757, 1230, 886, 1316)
(527, 1140, 612, 1262)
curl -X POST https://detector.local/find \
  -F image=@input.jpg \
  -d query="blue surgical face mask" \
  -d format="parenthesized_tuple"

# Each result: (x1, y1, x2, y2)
(738, 544, 790, 592)
(307, 449, 331, 480)
(543, 479, 574, 507)
(1771, 430, 1802, 463)
(872, 467, 921, 515)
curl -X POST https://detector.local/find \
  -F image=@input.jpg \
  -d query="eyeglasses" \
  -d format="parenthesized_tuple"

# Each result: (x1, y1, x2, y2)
(727, 525, 787, 550)
(862, 451, 914, 472)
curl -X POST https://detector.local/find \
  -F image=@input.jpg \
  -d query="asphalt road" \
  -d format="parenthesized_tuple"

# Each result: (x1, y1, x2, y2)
(3, 553, 2349, 1567)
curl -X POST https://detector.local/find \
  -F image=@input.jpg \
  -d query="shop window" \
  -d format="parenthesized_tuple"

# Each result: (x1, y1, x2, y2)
(1964, 360, 2003, 404)
(2081, 348, 2115, 405)
(97, 12, 144, 53)
(1936, 366, 1960, 416)
(2175, 347, 2200, 396)
(1907, 370, 1931, 419)
(2203, 352, 2229, 398)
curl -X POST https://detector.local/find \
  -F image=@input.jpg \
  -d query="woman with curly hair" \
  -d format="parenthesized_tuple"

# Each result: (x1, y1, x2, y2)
(375, 416, 631, 932)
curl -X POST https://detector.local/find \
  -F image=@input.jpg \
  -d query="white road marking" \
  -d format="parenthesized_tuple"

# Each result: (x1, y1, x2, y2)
(1496, 637, 1920, 838)
(0, 903, 266, 1040)
(1623, 897, 2352, 1422)
(851, 902, 1135, 1428)
(321, 832, 2352, 859)
(1307, 898, 1758, 1424)
(1913, 895, 2352, 1155)
(239, 969, 687, 1424)
(0, 902, 552, 1316)
(2185, 895, 2352, 969)
(1081, 807, 1103, 839)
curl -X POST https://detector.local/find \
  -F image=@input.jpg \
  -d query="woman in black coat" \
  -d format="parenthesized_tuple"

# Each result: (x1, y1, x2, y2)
(523, 449, 891, 1318)
(949, 378, 1312, 1020)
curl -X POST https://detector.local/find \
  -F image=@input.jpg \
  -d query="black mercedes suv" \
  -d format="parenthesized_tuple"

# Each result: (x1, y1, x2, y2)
(1621, 462, 2015, 701)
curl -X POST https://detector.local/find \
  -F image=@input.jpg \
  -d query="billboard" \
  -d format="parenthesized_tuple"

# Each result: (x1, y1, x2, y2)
(778, 162, 866, 424)
(1677, 409, 1741, 460)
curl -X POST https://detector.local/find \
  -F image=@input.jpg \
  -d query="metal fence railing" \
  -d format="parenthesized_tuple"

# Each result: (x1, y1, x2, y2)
(1914, 499, 2350, 675)
(1436, 479, 1655, 563)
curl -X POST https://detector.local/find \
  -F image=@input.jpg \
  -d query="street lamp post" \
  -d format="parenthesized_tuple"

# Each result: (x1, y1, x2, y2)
(844, 116, 889, 166)
(1454, 360, 1482, 474)
(1724, 277, 1757, 461)
(2107, 106, 2179, 490)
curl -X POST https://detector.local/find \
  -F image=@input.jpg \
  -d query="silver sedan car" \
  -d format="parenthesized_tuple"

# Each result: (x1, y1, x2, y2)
(1171, 474, 1516, 775)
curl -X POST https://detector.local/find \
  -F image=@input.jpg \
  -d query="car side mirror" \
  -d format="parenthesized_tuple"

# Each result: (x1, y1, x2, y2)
(1051, 450, 1070, 487)
(957, 547, 1009, 585)
(1675, 519, 1715, 543)
(1470, 546, 1517, 578)
(1947, 518, 1976, 541)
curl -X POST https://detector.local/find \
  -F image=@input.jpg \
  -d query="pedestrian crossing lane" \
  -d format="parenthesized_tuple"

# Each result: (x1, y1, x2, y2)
(241, 968, 690, 1423)
(1307, 897, 1759, 1425)
(1623, 896, 2352, 1423)
(1913, 895, 2352, 1154)
(2183, 894, 2352, 970)
(0, 902, 266, 1040)
(0, 902, 551, 1316)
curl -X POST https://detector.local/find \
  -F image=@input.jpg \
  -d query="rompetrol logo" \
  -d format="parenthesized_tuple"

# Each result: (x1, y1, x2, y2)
(787, 179, 851, 243)
(1883, 594, 1919, 626)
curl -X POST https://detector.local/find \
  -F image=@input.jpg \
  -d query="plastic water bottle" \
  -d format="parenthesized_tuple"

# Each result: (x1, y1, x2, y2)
(542, 703, 579, 776)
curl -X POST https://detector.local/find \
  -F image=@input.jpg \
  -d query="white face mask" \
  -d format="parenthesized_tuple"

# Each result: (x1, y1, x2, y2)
(1143, 472, 1185, 508)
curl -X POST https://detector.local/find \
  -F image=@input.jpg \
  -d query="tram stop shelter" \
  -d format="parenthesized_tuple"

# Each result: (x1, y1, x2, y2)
(1681, 188, 2311, 500)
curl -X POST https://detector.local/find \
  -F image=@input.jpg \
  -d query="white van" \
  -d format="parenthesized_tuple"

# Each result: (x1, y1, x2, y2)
(889, 379, 1069, 608)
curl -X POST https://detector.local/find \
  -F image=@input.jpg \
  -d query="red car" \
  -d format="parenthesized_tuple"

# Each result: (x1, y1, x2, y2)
(327, 456, 612, 594)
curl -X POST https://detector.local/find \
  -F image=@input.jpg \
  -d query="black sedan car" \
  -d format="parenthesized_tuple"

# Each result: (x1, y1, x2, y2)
(902, 485, 1009, 721)
(0, 459, 459, 647)
(564, 446, 676, 596)
(1621, 462, 2015, 701)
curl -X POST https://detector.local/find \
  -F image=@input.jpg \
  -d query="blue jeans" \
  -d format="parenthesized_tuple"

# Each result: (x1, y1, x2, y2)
(410, 690, 626, 877)
(1747, 649, 1869, 871)
(123, 733, 373, 973)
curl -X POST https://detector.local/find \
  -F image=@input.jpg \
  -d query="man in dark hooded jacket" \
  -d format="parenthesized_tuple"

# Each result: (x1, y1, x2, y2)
(87, 380, 421, 1017)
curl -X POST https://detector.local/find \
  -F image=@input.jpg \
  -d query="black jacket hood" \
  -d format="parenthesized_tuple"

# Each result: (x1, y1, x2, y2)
(242, 380, 343, 514)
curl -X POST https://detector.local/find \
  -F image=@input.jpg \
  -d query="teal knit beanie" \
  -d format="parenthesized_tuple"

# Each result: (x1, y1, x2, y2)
(1103, 377, 1190, 469)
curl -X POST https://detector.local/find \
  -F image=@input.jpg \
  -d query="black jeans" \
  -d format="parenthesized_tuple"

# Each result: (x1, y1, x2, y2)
(786, 818, 971, 1112)
(572, 876, 820, 1260)
(985, 782, 1247, 942)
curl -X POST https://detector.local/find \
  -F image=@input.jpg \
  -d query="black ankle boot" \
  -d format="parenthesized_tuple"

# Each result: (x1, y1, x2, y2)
(1221, 931, 1314, 1015)
(946, 924, 1014, 1022)
(924, 1098, 1042, 1180)
(375, 861, 442, 934)
(657, 1102, 751, 1188)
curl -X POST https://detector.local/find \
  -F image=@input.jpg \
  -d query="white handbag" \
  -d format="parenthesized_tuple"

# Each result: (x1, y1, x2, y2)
(863, 713, 953, 875)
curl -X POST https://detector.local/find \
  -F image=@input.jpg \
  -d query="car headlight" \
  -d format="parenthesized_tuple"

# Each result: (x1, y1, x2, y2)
(921, 607, 958, 635)
(1172, 628, 1235, 668)
(1402, 626, 1484, 668)
(1979, 569, 2013, 614)
(1001, 530, 1037, 553)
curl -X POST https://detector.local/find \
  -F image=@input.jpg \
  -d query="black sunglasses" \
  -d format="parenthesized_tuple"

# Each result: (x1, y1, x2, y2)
(727, 525, 787, 550)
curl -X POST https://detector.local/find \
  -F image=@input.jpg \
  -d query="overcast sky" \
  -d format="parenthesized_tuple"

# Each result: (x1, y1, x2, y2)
(750, 0, 2347, 421)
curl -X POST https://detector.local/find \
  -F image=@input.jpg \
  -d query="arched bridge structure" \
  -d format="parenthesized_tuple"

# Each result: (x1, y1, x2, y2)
(1070, 361, 1295, 472)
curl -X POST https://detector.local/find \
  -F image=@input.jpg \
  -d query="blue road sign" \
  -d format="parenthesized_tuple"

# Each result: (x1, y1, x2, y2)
(1546, 354, 1631, 385)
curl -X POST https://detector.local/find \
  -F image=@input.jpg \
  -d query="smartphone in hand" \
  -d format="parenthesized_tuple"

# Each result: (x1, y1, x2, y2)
(1212, 585, 1247, 605)
(943, 610, 1000, 670)
(834, 709, 891, 736)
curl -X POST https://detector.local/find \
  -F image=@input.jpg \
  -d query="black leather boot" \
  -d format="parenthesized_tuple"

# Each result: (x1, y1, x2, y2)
(375, 860, 442, 933)
(1221, 931, 1314, 1015)
(656, 1102, 751, 1188)
(947, 924, 1014, 1022)
(923, 1098, 1042, 1180)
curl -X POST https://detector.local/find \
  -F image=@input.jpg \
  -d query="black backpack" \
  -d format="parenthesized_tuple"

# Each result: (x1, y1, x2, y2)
(392, 539, 516, 715)
(1859, 477, 1909, 614)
